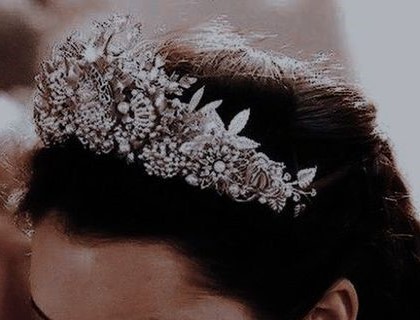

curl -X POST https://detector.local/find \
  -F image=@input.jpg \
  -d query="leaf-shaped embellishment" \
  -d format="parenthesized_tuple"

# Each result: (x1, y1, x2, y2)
(297, 167, 317, 189)
(269, 196, 287, 213)
(202, 112, 225, 134)
(179, 75, 197, 89)
(154, 55, 165, 68)
(230, 136, 260, 150)
(188, 86, 205, 112)
(199, 100, 225, 134)
(228, 109, 250, 135)
(199, 99, 223, 115)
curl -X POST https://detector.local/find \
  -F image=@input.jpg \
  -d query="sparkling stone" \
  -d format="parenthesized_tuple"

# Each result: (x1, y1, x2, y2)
(185, 174, 199, 186)
(117, 102, 130, 114)
(83, 45, 101, 63)
(127, 153, 135, 163)
(258, 197, 267, 204)
(283, 173, 291, 182)
(213, 160, 226, 173)
(65, 124, 75, 133)
(284, 186, 293, 198)
(119, 142, 131, 154)
(121, 115, 132, 123)
(228, 184, 240, 196)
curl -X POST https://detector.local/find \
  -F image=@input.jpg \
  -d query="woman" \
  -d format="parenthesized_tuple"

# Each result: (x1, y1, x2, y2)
(3, 16, 419, 319)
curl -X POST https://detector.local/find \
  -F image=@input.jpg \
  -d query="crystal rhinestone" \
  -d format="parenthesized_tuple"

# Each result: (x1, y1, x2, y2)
(284, 186, 293, 198)
(228, 184, 240, 196)
(213, 160, 226, 173)
(185, 174, 199, 186)
(258, 197, 267, 204)
(117, 102, 130, 114)
(33, 15, 318, 215)
(119, 142, 131, 154)
(83, 45, 101, 63)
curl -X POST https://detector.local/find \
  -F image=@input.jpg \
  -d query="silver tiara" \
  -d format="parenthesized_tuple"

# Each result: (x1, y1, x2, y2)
(33, 15, 317, 215)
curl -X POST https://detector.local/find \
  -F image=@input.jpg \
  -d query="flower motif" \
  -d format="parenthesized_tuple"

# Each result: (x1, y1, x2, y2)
(33, 15, 318, 215)
(182, 141, 249, 194)
(140, 136, 188, 178)
(190, 88, 261, 151)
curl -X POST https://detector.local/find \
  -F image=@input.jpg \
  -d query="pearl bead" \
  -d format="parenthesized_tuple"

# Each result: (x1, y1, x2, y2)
(213, 160, 226, 173)
(117, 102, 130, 114)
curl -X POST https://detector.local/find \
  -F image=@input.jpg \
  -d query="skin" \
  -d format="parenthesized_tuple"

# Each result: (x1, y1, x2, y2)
(29, 218, 254, 320)
(0, 213, 358, 319)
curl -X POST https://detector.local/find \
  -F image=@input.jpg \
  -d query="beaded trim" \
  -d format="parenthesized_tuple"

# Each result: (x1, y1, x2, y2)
(34, 16, 317, 214)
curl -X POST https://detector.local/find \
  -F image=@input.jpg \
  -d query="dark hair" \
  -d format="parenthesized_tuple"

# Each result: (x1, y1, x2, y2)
(20, 25, 420, 319)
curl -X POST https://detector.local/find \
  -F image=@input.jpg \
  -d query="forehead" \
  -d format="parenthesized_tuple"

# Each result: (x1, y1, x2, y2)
(30, 220, 252, 320)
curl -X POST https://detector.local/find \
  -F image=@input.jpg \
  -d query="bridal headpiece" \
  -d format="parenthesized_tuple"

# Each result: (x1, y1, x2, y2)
(34, 15, 317, 215)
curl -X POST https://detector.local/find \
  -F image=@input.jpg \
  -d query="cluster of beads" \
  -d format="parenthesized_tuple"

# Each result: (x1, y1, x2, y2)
(34, 15, 317, 214)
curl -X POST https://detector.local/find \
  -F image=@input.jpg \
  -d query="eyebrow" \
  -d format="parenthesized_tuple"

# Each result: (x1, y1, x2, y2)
(31, 297, 53, 320)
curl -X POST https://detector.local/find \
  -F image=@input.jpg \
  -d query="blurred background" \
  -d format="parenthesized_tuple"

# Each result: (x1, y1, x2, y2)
(0, 0, 419, 210)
